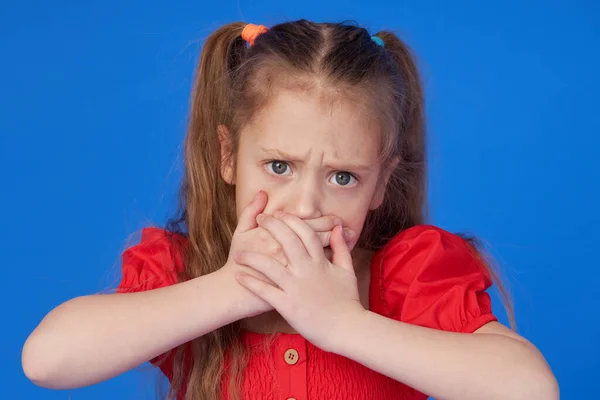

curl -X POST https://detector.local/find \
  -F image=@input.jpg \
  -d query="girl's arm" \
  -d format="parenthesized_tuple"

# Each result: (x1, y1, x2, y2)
(21, 267, 263, 390)
(333, 315, 559, 400)
(233, 214, 559, 400)
(23, 192, 346, 390)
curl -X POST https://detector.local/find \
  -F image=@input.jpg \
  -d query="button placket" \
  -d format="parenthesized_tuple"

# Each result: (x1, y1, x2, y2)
(275, 335, 307, 400)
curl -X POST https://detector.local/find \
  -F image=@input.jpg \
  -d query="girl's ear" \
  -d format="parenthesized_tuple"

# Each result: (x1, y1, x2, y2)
(218, 125, 235, 184)
(369, 157, 400, 210)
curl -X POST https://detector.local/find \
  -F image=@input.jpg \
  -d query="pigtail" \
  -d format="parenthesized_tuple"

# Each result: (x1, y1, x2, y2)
(378, 31, 427, 227)
(184, 22, 247, 265)
(167, 22, 250, 400)
(360, 31, 427, 250)
(373, 32, 515, 330)
(374, 31, 426, 165)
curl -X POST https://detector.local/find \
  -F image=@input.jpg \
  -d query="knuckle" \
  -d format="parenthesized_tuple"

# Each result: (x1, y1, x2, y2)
(258, 228, 270, 242)
(267, 241, 281, 256)
(309, 216, 334, 231)
(274, 248, 286, 262)
(317, 232, 330, 246)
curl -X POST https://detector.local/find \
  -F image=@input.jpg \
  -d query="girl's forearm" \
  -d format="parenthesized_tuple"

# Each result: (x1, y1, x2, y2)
(22, 269, 247, 390)
(333, 311, 558, 400)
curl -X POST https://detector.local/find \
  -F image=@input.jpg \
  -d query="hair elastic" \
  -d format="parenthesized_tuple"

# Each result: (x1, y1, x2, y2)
(371, 36, 384, 47)
(242, 24, 268, 47)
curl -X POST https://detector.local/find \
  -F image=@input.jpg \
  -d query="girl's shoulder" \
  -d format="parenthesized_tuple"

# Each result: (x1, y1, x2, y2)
(116, 227, 188, 294)
(369, 224, 497, 333)
(372, 224, 479, 270)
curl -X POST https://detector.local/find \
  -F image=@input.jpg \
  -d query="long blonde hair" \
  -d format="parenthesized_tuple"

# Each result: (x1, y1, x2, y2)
(163, 19, 513, 400)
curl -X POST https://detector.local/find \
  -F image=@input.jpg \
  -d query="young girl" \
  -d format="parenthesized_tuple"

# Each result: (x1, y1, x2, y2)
(22, 20, 558, 400)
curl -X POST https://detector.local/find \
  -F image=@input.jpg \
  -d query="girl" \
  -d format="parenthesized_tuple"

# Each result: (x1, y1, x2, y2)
(22, 20, 558, 400)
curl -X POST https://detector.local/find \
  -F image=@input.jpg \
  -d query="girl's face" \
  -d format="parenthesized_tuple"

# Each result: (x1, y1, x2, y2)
(222, 91, 389, 249)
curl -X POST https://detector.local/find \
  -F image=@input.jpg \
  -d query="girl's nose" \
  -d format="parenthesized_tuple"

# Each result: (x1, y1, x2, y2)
(285, 181, 322, 220)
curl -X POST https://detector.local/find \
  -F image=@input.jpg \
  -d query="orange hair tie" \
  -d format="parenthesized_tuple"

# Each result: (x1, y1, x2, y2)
(242, 24, 268, 47)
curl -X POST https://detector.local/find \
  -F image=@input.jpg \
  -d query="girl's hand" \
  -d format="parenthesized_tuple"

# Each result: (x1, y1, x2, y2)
(234, 211, 366, 351)
(224, 192, 356, 319)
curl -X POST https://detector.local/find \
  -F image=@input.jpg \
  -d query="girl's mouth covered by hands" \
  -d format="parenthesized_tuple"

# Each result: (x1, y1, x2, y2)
(234, 211, 366, 352)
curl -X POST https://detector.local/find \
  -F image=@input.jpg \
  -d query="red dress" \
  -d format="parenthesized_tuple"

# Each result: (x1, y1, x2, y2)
(117, 224, 497, 399)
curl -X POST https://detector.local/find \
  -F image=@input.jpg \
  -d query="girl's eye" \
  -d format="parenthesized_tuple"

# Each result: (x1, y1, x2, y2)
(266, 160, 291, 176)
(329, 172, 357, 187)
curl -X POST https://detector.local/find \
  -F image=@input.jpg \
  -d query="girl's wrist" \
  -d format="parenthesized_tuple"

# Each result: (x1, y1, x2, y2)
(326, 307, 372, 356)
(213, 266, 272, 321)
(191, 268, 249, 325)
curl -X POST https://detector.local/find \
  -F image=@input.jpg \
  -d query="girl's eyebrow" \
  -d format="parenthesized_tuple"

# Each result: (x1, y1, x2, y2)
(259, 147, 375, 173)
(260, 147, 300, 162)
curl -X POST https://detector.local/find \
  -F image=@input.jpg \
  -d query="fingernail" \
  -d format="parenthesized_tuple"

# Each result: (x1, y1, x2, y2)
(333, 217, 343, 226)
(254, 191, 262, 202)
(274, 211, 284, 218)
(343, 228, 356, 241)
(233, 251, 242, 260)
(256, 213, 266, 223)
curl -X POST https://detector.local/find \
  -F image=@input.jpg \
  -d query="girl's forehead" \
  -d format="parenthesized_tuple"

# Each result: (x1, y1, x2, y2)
(242, 91, 381, 162)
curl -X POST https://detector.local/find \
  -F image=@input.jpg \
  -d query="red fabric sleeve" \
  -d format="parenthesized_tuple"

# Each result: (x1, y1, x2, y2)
(370, 225, 497, 333)
(116, 227, 186, 294)
(115, 227, 188, 379)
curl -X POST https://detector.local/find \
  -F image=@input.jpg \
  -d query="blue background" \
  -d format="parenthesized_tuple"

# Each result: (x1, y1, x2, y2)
(2, 1, 598, 398)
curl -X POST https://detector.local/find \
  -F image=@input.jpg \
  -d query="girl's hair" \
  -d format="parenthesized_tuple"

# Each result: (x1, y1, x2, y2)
(163, 19, 513, 400)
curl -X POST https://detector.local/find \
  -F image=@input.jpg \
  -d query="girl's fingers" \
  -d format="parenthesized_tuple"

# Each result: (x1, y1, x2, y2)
(304, 215, 342, 232)
(316, 231, 333, 247)
(236, 273, 285, 309)
(256, 214, 309, 261)
(234, 251, 288, 287)
(330, 225, 354, 271)
(316, 228, 356, 248)
(305, 216, 356, 247)
(274, 212, 324, 260)
(235, 191, 267, 233)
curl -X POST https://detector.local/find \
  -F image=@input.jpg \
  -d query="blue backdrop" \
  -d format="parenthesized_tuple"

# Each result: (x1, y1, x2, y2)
(2, 1, 597, 398)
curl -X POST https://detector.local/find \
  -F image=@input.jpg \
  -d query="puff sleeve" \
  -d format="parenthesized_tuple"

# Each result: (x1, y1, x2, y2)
(116, 227, 186, 294)
(115, 228, 189, 378)
(370, 225, 497, 333)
